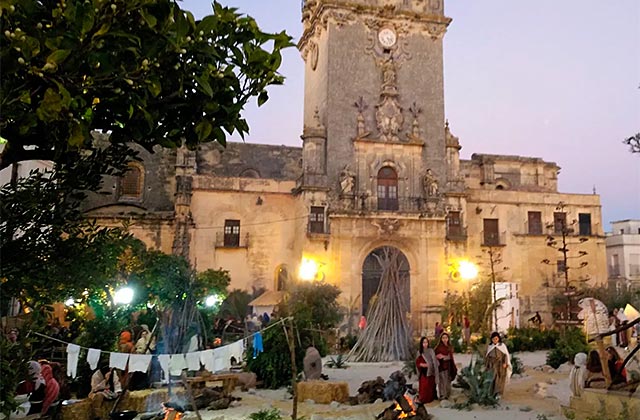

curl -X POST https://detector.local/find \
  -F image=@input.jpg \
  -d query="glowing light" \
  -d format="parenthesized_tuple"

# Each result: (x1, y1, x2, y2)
(299, 258, 319, 281)
(114, 287, 134, 305)
(205, 295, 220, 307)
(458, 260, 479, 280)
(64, 298, 75, 306)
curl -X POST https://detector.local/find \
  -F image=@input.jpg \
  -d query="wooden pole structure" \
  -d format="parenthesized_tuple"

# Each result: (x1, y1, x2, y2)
(283, 318, 298, 420)
(181, 372, 203, 420)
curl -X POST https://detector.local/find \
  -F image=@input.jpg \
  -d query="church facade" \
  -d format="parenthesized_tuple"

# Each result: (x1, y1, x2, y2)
(82, 0, 607, 332)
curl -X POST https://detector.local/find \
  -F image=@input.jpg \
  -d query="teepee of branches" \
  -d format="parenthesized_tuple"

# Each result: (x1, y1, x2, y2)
(348, 246, 412, 362)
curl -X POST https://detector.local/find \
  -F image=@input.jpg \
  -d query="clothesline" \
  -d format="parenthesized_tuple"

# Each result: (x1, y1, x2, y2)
(32, 316, 292, 379)
(31, 315, 292, 355)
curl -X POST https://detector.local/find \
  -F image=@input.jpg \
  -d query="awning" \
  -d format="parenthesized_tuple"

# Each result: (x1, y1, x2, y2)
(249, 291, 285, 307)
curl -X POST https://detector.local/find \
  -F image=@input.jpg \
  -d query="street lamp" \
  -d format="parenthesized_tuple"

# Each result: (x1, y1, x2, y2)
(299, 257, 324, 282)
(458, 260, 479, 281)
(114, 287, 134, 305)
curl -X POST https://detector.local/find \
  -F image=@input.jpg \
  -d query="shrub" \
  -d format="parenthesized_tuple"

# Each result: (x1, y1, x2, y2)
(248, 408, 283, 420)
(504, 327, 559, 352)
(511, 354, 524, 375)
(453, 354, 499, 409)
(546, 327, 589, 369)
(324, 354, 348, 369)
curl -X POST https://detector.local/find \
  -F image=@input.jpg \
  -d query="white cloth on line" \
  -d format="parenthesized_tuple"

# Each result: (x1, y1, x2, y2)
(228, 339, 244, 362)
(109, 352, 130, 371)
(86, 348, 101, 370)
(158, 354, 170, 380)
(66, 344, 81, 378)
(200, 349, 215, 373)
(186, 351, 201, 371)
(129, 354, 152, 373)
(213, 346, 230, 372)
(169, 354, 187, 376)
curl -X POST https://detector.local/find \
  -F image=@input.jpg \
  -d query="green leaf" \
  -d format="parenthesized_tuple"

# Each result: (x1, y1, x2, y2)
(46, 49, 71, 65)
(140, 8, 157, 28)
(36, 88, 63, 122)
(194, 120, 212, 142)
(92, 23, 111, 39)
(68, 121, 86, 147)
(146, 77, 161, 97)
(257, 91, 268, 107)
(18, 90, 31, 105)
(194, 74, 213, 97)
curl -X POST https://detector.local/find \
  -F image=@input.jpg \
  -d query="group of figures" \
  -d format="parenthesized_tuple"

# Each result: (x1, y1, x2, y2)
(569, 346, 628, 397)
(338, 165, 439, 197)
(415, 331, 511, 404)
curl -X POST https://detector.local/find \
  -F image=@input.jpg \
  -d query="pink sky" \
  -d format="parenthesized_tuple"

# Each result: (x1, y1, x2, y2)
(180, 0, 640, 229)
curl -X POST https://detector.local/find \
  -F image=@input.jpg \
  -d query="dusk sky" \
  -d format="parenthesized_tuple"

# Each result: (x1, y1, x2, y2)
(181, 0, 639, 230)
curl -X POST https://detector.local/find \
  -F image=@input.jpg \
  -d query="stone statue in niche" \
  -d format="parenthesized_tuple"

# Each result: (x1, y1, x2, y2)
(380, 56, 398, 96)
(339, 164, 356, 195)
(407, 102, 422, 142)
(423, 168, 438, 196)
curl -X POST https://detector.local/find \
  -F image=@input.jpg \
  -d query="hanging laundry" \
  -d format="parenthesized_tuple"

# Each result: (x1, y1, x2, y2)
(169, 354, 187, 376)
(228, 339, 244, 365)
(158, 354, 170, 380)
(86, 348, 101, 370)
(186, 351, 201, 371)
(129, 354, 152, 373)
(66, 344, 80, 378)
(109, 352, 130, 371)
(213, 346, 230, 372)
(200, 349, 215, 373)
(253, 332, 264, 358)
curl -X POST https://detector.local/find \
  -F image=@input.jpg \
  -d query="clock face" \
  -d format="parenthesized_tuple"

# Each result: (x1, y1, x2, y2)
(378, 28, 397, 48)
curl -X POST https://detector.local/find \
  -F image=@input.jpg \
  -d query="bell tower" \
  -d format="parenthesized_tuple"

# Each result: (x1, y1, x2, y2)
(298, 0, 452, 202)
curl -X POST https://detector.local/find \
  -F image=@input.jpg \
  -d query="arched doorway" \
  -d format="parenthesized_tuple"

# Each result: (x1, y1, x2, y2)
(361, 246, 410, 316)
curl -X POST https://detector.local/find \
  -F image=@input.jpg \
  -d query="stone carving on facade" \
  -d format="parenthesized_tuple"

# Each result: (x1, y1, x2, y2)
(425, 22, 447, 40)
(339, 164, 356, 195)
(423, 168, 438, 197)
(354, 96, 371, 139)
(375, 56, 404, 142)
(407, 102, 422, 142)
(371, 218, 401, 236)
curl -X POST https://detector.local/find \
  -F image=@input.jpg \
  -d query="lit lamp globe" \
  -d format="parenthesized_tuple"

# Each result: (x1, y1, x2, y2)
(299, 258, 318, 282)
(458, 261, 479, 281)
(114, 287, 134, 305)
(64, 298, 75, 307)
(205, 295, 219, 307)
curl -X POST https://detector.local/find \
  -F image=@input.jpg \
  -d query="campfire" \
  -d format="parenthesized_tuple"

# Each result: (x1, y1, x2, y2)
(162, 402, 184, 420)
(377, 392, 429, 420)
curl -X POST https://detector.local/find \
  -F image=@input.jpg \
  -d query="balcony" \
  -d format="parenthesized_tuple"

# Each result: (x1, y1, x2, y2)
(481, 231, 507, 247)
(333, 195, 442, 216)
(446, 226, 468, 242)
(608, 265, 620, 277)
(215, 232, 250, 249)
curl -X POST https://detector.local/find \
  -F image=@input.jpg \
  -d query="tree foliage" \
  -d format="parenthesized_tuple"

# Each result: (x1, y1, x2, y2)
(0, 0, 293, 170)
(246, 282, 342, 388)
(624, 133, 640, 154)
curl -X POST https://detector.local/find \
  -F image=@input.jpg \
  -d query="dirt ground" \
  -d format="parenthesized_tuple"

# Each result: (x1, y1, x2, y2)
(187, 351, 574, 420)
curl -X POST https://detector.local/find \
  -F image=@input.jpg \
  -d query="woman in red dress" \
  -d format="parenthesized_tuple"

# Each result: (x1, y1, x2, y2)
(416, 336, 439, 403)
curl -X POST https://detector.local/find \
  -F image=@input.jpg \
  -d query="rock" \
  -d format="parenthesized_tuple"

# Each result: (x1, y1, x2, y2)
(374, 398, 383, 404)
(520, 406, 533, 412)
(305, 399, 316, 404)
(546, 378, 557, 385)
(235, 372, 257, 391)
(439, 399, 452, 408)
(556, 362, 573, 373)
(542, 365, 556, 373)
(329, 401, 341, 408)
(533, 382, 548, 398)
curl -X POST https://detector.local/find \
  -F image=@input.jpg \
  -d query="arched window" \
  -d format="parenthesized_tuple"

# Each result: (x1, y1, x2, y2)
(119, 164, 143, 200)
(377, 166, 398, 210)
(275, 265, 290, 291)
